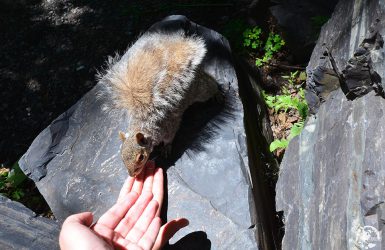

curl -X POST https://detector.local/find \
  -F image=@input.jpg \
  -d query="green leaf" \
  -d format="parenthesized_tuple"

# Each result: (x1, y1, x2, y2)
(262, 52, 272, 62)
(11, 190, 24, 200)
(255, 59, 263, 67)
(7, 162, 27, 188)
(270, 139, 289, 152)
(297, 102, 308, 119)
(242, 26, 262, 50)
(264, 95, 276, 108)
(287, 121, 304, 140)
(291, 71, 299, 78)
(299, 71, 307, 81)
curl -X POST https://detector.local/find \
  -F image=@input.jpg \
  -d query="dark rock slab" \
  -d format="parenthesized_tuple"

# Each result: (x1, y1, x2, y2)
(276, 0, 385, 249)
(0, 195, 60, 249)
(19, 16, 278, 249)
(306, 30, 384, 113)
(305, 66, 340, 114)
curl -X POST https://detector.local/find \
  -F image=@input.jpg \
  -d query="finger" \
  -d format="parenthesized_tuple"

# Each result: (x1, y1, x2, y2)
(64, 211, 94, 226)
(137, 217, 162, 250)
(152, 167, 164, 216)
(126, 200, 159, 243)
(131, 168, 146, 194)
(142, 161, 156, 193)
(97, 192, 139, 229)
(118, 176, 136, 202)
(115, 191, 153, 237)
(152, 218, 189, 250)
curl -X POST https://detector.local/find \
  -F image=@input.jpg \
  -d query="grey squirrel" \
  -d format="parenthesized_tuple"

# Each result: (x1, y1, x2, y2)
(99, 31, 220, 177)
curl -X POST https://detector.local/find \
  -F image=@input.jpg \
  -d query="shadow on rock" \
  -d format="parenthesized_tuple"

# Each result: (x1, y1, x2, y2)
(154, 87, 236, 170)
(165, 231, 211, 250)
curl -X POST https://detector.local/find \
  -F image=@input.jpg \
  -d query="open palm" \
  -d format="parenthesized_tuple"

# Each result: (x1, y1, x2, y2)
(59, 162, 188, 250)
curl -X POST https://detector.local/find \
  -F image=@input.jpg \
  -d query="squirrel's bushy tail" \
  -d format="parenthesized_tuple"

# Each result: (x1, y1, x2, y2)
(97, 31, 206, 123)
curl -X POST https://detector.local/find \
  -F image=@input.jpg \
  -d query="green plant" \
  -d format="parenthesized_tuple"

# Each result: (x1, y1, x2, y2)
(242, 26, 285, 66)
(263, 89, 308, 119)
(281, 71, 299, 95)
(0, 171, 7, 191)
(269, 121, 305, 151)
(256, 32, 285, 66)
(269, 138, 289, 152)
(263, 84, 308, 152)
(282, 70, 298, 85)
(243, 26, 262, 49)
(0, 162, 27, 200)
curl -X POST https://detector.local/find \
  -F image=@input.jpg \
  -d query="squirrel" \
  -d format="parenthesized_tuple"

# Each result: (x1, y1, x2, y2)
(98, 31, 221, 177)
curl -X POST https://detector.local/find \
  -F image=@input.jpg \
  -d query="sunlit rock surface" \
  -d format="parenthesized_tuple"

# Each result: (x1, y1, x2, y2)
(276, 0, 385, 249)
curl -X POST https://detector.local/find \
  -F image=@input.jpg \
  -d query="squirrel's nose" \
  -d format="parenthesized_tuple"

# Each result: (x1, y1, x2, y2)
(134, 168, 142, 176)
(127, 168, 136, 177)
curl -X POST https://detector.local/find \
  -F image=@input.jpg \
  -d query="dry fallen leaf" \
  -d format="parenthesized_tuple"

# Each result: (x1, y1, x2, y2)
(278, 112, 287, 123)
(0, 168, 9, 175)
(287, 116, 299, 123)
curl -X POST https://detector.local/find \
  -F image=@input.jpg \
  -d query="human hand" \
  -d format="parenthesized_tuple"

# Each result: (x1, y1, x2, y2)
(59, 162, 188, 250)
(115, 161, 189, 249)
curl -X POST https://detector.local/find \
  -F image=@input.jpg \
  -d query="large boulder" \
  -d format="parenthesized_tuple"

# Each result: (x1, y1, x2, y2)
(0, 195, 60, 249)
(19, 16, 279, 249)
(276, 0, 385, 249)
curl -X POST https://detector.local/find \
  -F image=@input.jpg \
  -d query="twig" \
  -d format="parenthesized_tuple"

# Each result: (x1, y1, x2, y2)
(267, 63, 306, 70)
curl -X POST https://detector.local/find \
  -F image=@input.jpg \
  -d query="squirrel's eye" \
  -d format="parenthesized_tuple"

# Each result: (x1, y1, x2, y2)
(136, 154, 144, 162)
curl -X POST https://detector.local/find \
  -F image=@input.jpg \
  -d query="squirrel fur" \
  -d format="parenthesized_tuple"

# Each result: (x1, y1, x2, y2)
(99, 31, 219, 177)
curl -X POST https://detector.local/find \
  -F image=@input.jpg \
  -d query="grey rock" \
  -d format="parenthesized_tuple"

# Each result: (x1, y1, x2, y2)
(19, 16, 279, 249)
(306, 31, 384, 113)
(269, 0, 338, 63)
(0, 195, 60, 249)
(342, 32, 384, 99)
(277, 0, 385, 249)
(305, 66, 340, 114)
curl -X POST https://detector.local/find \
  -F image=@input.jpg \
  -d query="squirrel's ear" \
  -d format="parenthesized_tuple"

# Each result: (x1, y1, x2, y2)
(119, 131, 127, 142)
(135, 132, 148, 146)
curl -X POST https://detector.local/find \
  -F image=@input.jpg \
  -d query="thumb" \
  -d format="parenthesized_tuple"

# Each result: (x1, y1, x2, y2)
(152, 218, 189, 250)
(65, 212, 94, 227)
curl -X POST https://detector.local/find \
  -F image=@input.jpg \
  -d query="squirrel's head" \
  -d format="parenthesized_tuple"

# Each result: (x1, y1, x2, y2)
(119, 131, 153, 177)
